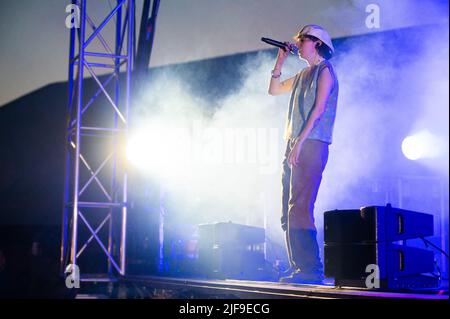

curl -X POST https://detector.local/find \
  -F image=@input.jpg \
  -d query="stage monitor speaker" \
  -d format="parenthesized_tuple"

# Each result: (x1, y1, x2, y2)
(197, 222, 266, 280)
(324, 204, 438, 289)
(324, 243, 435, 286)
(324, 204, 433, 243)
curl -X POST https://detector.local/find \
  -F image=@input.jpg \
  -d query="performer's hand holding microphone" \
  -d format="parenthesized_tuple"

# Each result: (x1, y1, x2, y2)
(276, 46, 289, 68)
(261, 37, 298, 78)
(261, 37, 298, 55)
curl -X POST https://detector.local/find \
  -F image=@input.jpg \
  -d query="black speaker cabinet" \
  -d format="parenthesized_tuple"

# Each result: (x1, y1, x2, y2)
(324, 204, 438, 289)
(197, 222, 266, 279)
(324, 205, 433, 243)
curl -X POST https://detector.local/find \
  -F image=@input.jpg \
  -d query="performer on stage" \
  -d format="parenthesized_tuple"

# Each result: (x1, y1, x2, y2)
(268, 25, 339, 284)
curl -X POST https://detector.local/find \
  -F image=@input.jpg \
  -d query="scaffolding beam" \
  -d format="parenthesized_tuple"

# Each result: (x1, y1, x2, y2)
(61, 0, 135, 280)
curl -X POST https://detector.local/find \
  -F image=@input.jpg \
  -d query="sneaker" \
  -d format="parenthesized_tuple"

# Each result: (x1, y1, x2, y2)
(280, 270, 324, 285)
(279, 268, 301, 283)
(278, 266, 296, 278)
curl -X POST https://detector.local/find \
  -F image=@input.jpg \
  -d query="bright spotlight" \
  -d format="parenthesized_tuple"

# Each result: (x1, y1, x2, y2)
(401, 130, 443, 161)
(126, 131, 158, 167)
(402, 136, 424, 160)
(127, 126, 172, 168)
(126, 125, 192, 178)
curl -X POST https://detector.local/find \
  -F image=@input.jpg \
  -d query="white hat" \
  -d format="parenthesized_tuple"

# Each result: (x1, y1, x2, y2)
(294, 24, 335, 54)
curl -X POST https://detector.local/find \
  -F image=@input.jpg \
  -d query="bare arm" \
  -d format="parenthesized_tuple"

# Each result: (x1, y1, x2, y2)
(268, 74, 297, 96)
(268, 46, 297, 96)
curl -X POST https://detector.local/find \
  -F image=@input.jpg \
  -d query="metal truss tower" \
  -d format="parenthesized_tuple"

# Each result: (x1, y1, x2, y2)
(61, 0, 135, 279)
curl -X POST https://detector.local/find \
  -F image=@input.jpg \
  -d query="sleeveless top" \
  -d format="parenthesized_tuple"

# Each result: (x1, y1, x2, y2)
(284, 60, 339, 144)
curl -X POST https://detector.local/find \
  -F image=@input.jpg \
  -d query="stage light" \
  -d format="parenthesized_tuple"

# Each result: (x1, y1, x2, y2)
(126, 124, 194, 181)
(126, 131, 153, 167)
(401, 130, 443, 161)
(402, 135, 424, 160)
(127, 126, 177, 170)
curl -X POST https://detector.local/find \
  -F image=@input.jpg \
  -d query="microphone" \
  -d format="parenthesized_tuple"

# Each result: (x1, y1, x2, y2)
(261, 37, 298, 55)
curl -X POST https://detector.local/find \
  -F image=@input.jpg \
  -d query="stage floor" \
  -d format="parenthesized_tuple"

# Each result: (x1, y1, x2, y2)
(79, 275, 449, 299)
